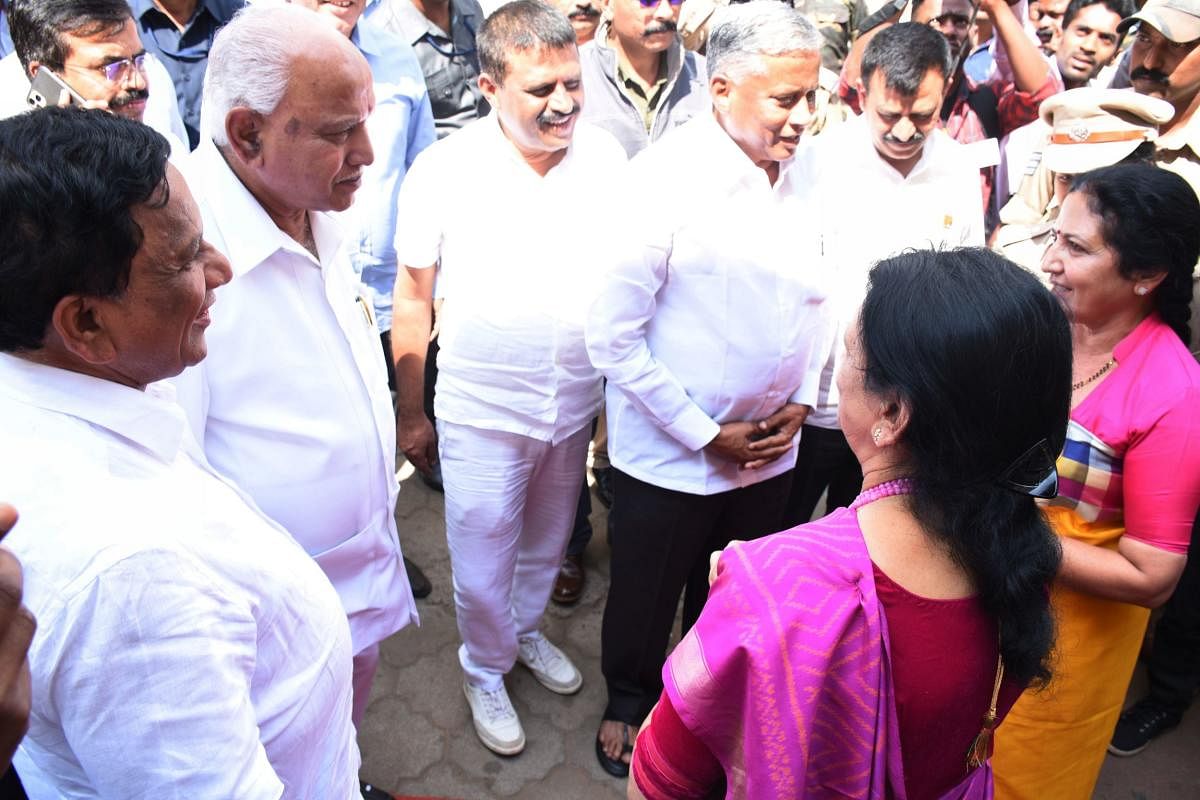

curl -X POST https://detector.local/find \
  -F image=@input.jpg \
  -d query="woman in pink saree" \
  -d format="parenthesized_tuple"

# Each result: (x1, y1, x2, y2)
(629, 249, 1075, 799)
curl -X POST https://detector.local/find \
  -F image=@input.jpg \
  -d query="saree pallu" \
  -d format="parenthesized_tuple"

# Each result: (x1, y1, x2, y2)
(662, 506, 994, 799)
(992, 507, 1149, 800)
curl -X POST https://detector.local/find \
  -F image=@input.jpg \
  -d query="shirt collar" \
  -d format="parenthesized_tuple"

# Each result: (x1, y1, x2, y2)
(594, 20, 684, 83)
(193, 140, 345, 278)
(0, 354, 187, 464)
(848, 114, 946, 183)
(130, 0, 217, 25)
(696, 112, 801, 191)
(352, 15, 388, 57)
(481, 112, 585, 177)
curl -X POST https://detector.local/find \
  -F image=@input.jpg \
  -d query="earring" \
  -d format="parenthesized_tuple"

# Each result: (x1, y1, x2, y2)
(872, 427, 882, 445)
(1135, 286, 1149, 296)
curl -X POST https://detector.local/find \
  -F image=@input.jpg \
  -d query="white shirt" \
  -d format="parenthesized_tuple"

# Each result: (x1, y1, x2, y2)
(805, 115, 985, 429)
(174, 141, 417, 654)
(0, 355, 359, 800)
(0, 51, 189, 156)
(586, 114, 834, 495)
(394, 114, 629, 444)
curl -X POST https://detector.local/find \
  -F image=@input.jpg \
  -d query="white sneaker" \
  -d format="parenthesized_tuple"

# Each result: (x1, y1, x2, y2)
(517, 633, 583, 695)
(463, 681, 525, 756)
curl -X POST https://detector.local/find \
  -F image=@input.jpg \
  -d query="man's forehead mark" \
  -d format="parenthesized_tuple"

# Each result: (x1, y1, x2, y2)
(285, 117, 302, 136)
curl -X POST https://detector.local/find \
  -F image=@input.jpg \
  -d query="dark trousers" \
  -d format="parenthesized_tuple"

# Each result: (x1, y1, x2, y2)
(0, 766, 26, 799)
(566, 416, 601, 558)
(601, 468, 793, 724)
(566, 477, 592, 557)
(379, 329, 438, 422)
(1146, 509, 1200, 713)
(782, 424, 862, 527)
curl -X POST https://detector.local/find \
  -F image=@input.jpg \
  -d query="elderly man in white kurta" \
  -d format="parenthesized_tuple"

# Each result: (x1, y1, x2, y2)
(391, 0, 627, 757)
(172, 5, 416, 729)
(584, 3, 835, 774)
(0, 108, 360, 798)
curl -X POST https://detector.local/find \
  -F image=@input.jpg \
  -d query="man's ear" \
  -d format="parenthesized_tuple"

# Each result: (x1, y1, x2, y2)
(48, 294, 117, 367)
(26, 60, 42, 81)
(225, 107, 266, 165)
(855, 77, 866, 99)
(478, 72, 500, 107)
(710, 75, 732, 113)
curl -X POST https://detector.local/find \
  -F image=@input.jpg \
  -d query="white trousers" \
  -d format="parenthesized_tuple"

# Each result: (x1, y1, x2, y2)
(437, 420, 589, 689)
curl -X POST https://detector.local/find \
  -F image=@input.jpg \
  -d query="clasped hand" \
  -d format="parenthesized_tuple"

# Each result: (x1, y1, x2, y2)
(704, 403, 810, 470)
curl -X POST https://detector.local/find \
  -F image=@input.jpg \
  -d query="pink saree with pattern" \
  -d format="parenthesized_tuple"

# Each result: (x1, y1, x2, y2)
(661, 506, 995, 800)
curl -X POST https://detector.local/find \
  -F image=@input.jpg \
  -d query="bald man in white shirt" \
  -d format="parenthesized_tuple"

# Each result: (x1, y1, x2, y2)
(585, 3, 834, 775)
(173, 6, 418, 742)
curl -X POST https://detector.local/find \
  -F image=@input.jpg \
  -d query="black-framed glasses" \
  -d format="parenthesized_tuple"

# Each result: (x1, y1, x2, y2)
(65, 53, 147, 83)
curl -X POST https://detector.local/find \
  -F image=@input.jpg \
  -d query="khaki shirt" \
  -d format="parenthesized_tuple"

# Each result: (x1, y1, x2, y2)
(616, 59, 669, 134)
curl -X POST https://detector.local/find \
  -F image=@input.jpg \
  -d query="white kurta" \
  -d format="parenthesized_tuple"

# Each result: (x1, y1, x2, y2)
(174, 141, 417, 655)
(0, 355, 359, 799)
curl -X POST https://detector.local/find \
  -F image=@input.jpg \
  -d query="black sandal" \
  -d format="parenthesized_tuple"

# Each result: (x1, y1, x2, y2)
(595, 721, 634, 778)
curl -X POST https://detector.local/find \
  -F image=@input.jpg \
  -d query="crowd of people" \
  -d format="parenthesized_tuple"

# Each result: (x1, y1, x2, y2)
(0, 0, 1198, 796)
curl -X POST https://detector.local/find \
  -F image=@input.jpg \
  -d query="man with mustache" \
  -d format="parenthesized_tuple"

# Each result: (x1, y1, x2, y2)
(1034, 0, 1069, 55)
(1119, 0, 1200, 195)
(1118, 0, 1200, 352)
(391, 0, 627, 757)
(577, 0, 708, 157)
(783, 22, 982, 531)
(553, 0, 602, 42)
(0, 0, 187, 152)
(172, 4, 421, 776)
(561, 0, 709, 608)
(586, 2, 834, 778)
(997, 0, 1132, 205)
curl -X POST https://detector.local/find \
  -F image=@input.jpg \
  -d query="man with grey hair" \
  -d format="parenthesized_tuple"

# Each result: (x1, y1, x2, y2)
(173, 4, 419, 774)
(391, 0, 627, 757)
(585, 0, 834, 777)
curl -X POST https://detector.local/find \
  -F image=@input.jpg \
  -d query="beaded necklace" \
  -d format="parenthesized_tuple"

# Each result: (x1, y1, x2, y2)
(849, 478, 915, 510)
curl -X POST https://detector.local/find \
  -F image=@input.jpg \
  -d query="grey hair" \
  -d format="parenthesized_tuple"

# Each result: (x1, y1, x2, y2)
(203, 4, 321, 146)
(706, 2, 821, 81)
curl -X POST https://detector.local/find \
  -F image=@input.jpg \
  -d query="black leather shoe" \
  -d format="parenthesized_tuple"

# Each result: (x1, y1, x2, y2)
(404, 556, 432, 599)
(360, 779, 396, 799)
(418, 463, 444, 493)
(552, 553, 585, 605)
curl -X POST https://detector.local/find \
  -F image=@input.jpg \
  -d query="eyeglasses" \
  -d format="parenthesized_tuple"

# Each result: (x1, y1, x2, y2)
(65, 53, 147, 83)
(637, 0, 685, 8)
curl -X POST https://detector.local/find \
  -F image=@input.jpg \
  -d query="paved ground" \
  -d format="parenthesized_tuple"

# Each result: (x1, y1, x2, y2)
(359, 464, 1200, 799)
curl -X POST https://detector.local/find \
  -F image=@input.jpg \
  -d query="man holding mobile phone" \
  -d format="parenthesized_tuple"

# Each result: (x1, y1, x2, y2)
(0, 0, 187, 150)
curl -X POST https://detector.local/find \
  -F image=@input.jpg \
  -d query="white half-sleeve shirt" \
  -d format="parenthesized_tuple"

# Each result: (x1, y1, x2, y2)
(394, 114, 630, 444)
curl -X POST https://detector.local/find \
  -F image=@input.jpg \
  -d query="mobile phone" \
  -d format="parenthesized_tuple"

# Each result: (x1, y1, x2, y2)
(26, 66, 86, 109)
